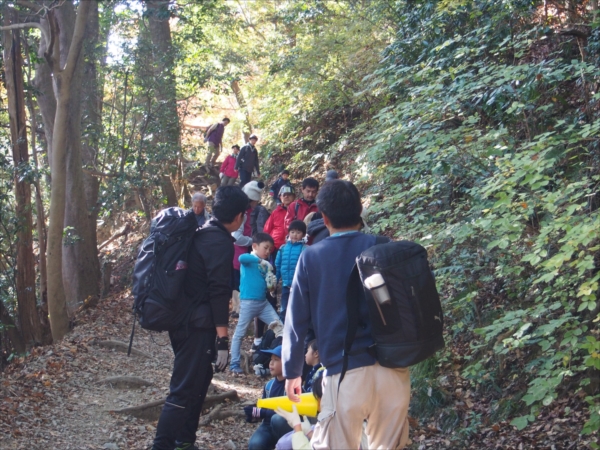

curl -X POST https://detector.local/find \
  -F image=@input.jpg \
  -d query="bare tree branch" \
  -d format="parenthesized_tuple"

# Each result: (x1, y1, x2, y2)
(0, 22, 49, 43)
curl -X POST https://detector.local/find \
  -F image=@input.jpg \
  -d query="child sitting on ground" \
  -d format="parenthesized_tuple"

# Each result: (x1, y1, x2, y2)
(274, 220, 307, 322)
(303, 340, 323, 393)
(230, 233, 281, 374)
(244, 346, 293, 450)
(275, 369, 325, 450)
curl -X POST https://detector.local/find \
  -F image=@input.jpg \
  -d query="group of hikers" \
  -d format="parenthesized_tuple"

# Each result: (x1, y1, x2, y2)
(149, 129, 411, 450)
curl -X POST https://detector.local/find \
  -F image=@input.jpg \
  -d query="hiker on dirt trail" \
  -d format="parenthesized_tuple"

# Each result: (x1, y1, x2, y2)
(264, 185, 296, 254)
(281, 180, 411, 450)
(283, 178, 319, 230)
(220, 144, 240, 186)
(151, 185, 248, 450)
(244, 181, 271, 236)
(244, 346, 294, 450)
(242, 181, 279, 342)
(192, 192, 211, 227)
(230, 233, 281, 375)
(274, 220, 307, 323)
(269, 170, 292, 205)
(325, 169, 339, 181)
(204, 117, 230, 167)
(236, 134, 260, 187)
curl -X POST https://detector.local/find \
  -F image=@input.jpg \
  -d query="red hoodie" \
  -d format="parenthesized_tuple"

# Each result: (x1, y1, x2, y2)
(264, 204, 288, 250)
(284, 198, 318, 230)
(220, 154, 239, 179)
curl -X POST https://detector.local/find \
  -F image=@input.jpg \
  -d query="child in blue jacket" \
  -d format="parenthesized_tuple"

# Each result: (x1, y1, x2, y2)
(275, 220, 307, 322)
(230, 233, 281, 374)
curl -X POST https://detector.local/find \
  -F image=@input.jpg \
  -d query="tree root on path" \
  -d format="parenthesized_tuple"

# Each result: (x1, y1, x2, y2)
(92, 339, 152, 359)
(198, 404, 246, 427)
(99, 376, 153, 389)
(110, 389, 240, 421)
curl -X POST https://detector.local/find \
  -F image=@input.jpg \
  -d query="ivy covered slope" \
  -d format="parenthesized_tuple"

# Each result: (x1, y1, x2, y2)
(258, 1, 600, 446)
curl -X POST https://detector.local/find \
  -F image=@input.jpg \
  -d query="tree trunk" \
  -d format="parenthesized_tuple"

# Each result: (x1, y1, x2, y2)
(0, 301, 26, 354)
(146, 0, 182, 207)
(54, 1, 100, 315)
(80, 1, 101, 259)
(230, 80, 253, 142)
(45, 1, 92, 341)
(2, 10, 44, 347)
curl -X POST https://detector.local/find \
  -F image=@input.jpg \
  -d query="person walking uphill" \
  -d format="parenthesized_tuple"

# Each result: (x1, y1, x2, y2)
(236, 134, 260, 187)
(204, 117, 230, 167)
(151, 186, 249, 450)
(281, 180, 411, 450)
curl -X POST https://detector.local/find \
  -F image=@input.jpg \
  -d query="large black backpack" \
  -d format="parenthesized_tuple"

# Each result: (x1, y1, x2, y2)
(342, 239, 444, 380)
(131, 207, 200, 332)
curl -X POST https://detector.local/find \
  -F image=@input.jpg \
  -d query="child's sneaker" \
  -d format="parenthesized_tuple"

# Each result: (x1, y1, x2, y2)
(230, 365, 244, 375)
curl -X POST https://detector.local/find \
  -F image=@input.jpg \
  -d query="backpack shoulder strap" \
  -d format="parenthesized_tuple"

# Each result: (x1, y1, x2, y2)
(338, 235, 387, 389)
(293, 201, 300, 220)
(265, 378, 275, 397)
(339, 263, 364, 391)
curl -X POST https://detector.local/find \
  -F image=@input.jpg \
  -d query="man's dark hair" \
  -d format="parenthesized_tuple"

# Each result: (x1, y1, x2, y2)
(288, 220, 307, 235)
(308, 339, 318, 352)
(232, 144, 240, 150)
(253, 232, 274, 246)
(212, 186, 248, 224)
(223, 117, 230, 123)
(316, 180, 362, 229)
(302, 177, 319, 190)
(281, 169, 290, 176)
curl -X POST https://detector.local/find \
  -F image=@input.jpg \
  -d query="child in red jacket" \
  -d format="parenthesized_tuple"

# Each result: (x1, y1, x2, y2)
(264, 186, 296, 253)
(219, 145, 240, 186)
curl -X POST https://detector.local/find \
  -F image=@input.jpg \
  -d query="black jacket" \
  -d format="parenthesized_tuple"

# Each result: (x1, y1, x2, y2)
(236, 143, 260, 174)
(185, 219, 234, 328)
(307, 218, 329, 245)
(269, 177, 292, 199)
(251, 204, 271, 236)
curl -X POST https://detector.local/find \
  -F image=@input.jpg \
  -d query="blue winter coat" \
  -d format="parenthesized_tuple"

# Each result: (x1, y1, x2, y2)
(275, 240, 307, 287)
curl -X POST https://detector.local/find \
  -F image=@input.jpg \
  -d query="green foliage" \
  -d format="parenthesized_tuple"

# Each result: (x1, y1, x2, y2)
(358, 0, 600, 438)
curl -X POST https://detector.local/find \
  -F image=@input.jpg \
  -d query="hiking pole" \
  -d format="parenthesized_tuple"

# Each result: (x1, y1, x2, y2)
(127, 313, 136, 357)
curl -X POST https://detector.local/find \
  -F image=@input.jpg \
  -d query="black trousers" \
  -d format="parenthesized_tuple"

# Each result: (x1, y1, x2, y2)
(239, 169, 252, 187)
(153, 327, 216, 449)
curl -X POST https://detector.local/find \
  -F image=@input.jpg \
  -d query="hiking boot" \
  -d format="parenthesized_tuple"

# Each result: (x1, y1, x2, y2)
(230, 311, 239, 319)
(230, 365, 244, 375)
(174, 443, 200, 450)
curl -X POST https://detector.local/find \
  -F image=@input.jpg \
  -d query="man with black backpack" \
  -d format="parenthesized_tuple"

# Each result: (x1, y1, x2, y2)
(281, 180, 411, 450)
(151, 186, 248, 450)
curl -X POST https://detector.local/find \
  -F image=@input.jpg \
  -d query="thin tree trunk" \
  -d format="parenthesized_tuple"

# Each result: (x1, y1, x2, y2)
(0, 301, 26, 354)
(23, 36, 52, 345)
(46, 1, 92, 341)
(2, 10, 43, 347)
(230, 80, 253, 142)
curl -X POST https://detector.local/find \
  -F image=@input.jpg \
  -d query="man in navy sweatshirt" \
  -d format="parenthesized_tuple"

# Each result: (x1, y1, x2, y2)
(281, 180, 411, 450)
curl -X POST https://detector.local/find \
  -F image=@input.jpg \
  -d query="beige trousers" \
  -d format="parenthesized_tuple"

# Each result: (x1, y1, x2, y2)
(311, 362, 411, 450)
(205, 142, 220, 166)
